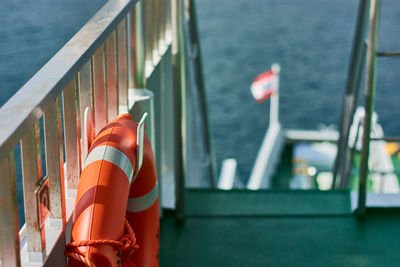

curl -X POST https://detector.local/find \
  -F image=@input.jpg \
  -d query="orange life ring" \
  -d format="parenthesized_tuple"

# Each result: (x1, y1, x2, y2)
(126, 121, 159, 267)
(66, 113, 159, 267)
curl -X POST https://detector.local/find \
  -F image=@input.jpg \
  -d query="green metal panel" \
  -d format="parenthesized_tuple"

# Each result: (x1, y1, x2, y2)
(185, 189, 352, 216)
(160, 190, 400, 267)
(391, 155, 400, 184)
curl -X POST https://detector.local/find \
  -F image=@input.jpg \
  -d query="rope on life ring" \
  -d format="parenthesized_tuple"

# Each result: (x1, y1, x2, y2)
(65, 219, 139, 267)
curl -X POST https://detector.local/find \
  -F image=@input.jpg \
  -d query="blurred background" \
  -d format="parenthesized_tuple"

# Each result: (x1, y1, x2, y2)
(0, 0, 399, 183)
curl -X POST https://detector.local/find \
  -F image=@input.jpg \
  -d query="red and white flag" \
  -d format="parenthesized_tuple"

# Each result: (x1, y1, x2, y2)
(250, 70, 278, 103)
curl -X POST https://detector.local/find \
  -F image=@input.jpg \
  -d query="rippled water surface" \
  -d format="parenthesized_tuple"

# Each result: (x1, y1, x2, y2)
(197, 0, 400, 180)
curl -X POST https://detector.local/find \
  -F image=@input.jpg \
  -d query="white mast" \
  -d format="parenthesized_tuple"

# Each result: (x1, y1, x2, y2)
(269, 63, 280, 125)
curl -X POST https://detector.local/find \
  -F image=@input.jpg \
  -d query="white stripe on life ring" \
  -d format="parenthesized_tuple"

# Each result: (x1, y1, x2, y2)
(84, 145, 134, 183)
(127, 182, 158, 213)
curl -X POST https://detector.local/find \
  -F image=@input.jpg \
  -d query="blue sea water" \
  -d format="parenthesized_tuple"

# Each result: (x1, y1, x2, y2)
(0, 0, 107, 106)
(0, 0, 399, 184)
(197, 0, 400, 180)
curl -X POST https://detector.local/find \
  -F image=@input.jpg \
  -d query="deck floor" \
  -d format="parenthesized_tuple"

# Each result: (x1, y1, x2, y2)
(160, 189, 400, 266)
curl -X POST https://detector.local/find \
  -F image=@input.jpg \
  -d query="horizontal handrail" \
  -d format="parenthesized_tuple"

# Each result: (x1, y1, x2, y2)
(0, 0, 138, 163)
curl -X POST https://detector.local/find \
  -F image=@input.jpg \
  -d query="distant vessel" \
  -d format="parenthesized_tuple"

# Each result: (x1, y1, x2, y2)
(1, 0, 400, 266)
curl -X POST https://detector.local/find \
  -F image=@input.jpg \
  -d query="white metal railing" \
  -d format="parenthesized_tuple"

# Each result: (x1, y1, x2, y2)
(0, 0, 176, 265)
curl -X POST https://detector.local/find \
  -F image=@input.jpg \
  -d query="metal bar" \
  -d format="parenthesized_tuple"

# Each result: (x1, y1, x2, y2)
(78, 61, 93, 125)
(332, 0, 371, 188)
(339, 42, 368, 189)
(165, 0, 171, 42)
(128, 1, 156, 161)
(106, 31, 118, 121)
(62, 81, 80, 189)
(78, 61, 93, 159)
(78, 62, 94, 107)
(21, 123, 44, 258)
(43, 97, 65, 223)
(0, 0, 139, 164)
(117, 18, 129, 110)
(159, 0, 166, 44)
(343, 121, 362, 187)
(187, 0, 218, 186)
(57, 95, 66, 224)
(358, 0, 381, 216)
(74, 76, 83, 172)
(377, 51, 400, 56)
(0, 153, 21, 266)
(129, 2, 146, 89)
(172, 0, 186, 221)
(152, 0, 160, 59)
(93, 45, 108, 133)
(36, 122, 43, 180)
(144, 0, 154, 64)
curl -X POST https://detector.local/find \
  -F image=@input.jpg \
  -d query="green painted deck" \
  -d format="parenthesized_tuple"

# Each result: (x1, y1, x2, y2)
(160, 189, 400, 266)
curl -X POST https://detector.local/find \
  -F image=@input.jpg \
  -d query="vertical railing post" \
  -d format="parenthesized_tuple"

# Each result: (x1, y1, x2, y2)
(21, 123, 45, 262)
(172, 0, 186, 221)
(93, 45, 108, 134)
(165, 0, 172, 43)
(106, 31, 118, 122)
(130, 3, 146, 90)
(129, 1, 158, 212)
(44, 97, 65, 227)
(152, 0, 160, 64)
(357, 0, 381, 216)
(332, 0, 371, 188)
(340, 42, 368, 188)
(63, 81, 80, 190)
(144, 0, 153, 68)
(159, 0, 166, 50)
(129, 1, 156, 148)
(117, 18, 129, 114)
(0, 153, 20, 266)
(78, 61, 94, 160)
(187, 0, 218, 187)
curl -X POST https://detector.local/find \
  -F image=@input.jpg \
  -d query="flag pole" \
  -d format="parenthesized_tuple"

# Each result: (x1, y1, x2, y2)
(270, 63, 280, 126)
